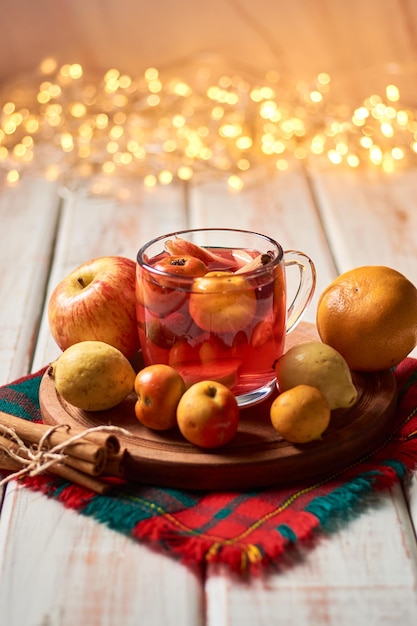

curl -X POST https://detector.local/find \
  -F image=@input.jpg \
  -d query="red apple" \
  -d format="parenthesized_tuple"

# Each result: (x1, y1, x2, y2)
(176, 380, 239, 448)
(134, 364, 186, 430)
(48, 256, 140, 359)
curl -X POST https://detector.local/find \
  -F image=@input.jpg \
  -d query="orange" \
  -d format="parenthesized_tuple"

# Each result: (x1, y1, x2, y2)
(316, 266, 417, 371)
(270, 384, 331, 444)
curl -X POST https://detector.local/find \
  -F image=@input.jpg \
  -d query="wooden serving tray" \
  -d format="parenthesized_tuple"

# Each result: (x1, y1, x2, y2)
(39, 323, 398, 491)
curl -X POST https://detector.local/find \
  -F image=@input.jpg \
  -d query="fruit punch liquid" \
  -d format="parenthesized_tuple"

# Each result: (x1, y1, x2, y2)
(136, 245, 287, 401)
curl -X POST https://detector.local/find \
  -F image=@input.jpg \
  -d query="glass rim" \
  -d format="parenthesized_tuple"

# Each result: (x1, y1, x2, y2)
(136, 227, 284, 281)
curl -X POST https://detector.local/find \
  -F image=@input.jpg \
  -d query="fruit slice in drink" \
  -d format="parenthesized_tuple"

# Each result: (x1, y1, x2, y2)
(189, 271, 257, 333)
(175, 359, 241, 389)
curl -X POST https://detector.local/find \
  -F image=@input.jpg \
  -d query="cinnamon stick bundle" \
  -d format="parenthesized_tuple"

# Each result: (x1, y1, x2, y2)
(0, 440, 111, 495)
(0, 412, 118, 463)
(0, 411, 131, 494)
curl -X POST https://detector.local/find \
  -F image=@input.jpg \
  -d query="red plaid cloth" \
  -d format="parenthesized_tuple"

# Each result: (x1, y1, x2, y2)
(0, 358, 416, 574)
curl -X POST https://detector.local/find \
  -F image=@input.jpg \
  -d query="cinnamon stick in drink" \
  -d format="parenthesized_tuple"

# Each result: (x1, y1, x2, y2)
(234, 252, 274, 274)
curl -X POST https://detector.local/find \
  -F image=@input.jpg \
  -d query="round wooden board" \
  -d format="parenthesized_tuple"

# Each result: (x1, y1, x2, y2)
(39, 323, 398, 491)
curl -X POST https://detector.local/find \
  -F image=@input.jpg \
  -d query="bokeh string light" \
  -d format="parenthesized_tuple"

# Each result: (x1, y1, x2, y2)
(1, 57, 417, 194)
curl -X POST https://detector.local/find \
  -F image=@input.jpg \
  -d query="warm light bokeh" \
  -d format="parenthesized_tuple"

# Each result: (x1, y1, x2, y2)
(1, 59, 416, 191)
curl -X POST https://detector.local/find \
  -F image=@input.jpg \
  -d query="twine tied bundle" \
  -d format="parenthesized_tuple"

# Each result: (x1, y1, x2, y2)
(0, 412, 132, 494)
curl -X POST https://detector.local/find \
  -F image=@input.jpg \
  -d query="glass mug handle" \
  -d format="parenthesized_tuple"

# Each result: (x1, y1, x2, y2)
(284, 250, 317, 334)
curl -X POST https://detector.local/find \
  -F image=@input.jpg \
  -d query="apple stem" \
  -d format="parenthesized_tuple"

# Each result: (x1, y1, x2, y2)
(77, 277, 86, 288)
(207, 384, 217, 398)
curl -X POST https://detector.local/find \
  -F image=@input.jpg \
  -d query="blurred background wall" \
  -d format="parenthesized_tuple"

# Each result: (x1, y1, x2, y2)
(1, 0, 417, 99)
(1, 0, 417, 190)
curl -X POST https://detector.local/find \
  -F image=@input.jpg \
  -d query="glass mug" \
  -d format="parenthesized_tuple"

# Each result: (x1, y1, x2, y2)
(136, 228, 316, 407)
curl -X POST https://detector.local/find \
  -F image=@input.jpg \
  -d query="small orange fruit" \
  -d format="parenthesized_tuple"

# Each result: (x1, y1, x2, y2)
(316, 266, 417, 371)
(270, 384, 331, 444)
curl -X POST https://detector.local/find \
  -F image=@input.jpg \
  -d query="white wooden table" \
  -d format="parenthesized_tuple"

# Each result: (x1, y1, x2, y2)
(1, 163, 417, 625)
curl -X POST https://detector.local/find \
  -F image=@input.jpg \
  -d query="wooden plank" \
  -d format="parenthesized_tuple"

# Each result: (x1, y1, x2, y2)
(205, 485, 417, 626)
(309, 165, 417, 542)
(31, 183, 188, 370)
(309, 168, 417, 286)
(192, 168, 417, 624)
(0, 175, 60, 509)
(0, 177, 60, 384)
(1, 167, 417, 625)
(0, 181, 203, 626)
(0, 484, 204, 626)
(409, 478, 417, 541)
